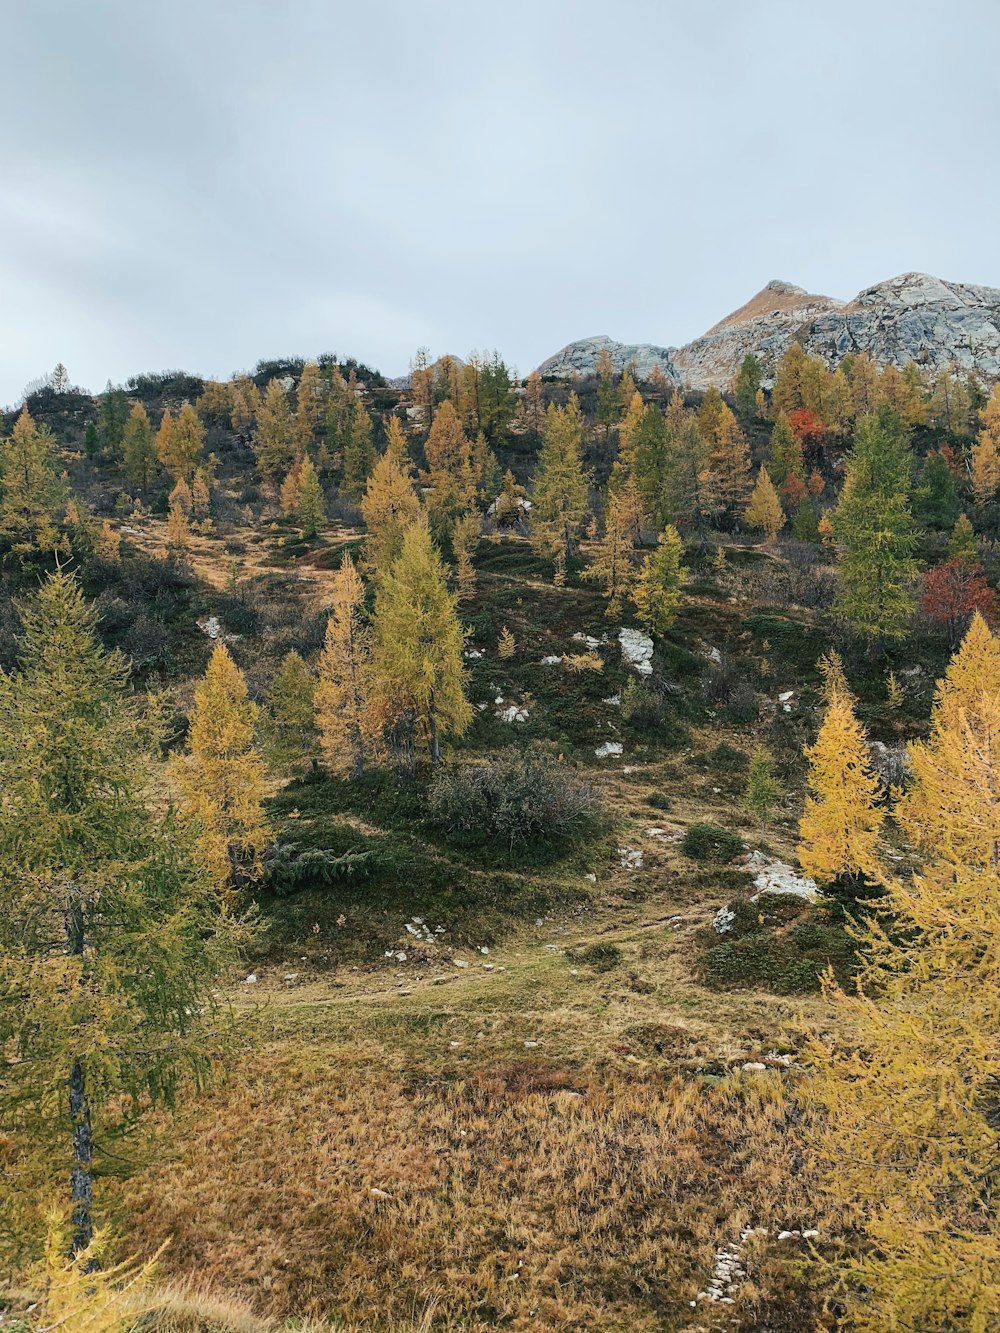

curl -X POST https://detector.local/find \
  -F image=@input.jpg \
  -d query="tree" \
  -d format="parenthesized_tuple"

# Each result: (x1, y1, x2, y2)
(914, 449, 959, 530)
(191, 467, 211, 519)
(157, 403, 203, 482)
(497, 626, 516, 659)
(452, 510, 480, 600)
(0, 574, 235, 1258)
(949, 512, 978, 567)
(315, 555, 376, 779)
(971, 383, 1000, 503)
(744, 750, 780, 831)
(421, 399, 474, 531)
(585, 487, 638, 616)
(122, 402, 156, 491)
(255, 379, 295, 479)
(230, 375, 260, 435)
(342, 402, 375, 500)
(384, 415, 411, 469)
(734, 353, 763, 419)
(920, 555, 997, 648)
(791, 498, 820, 542)
(360, 447, 422, 579)
(83, 420, 99, 461)
(165, 501, 190, 556)
(744, 467, 785, 541)
(99, 384, 129, 458)
(767, 411, 804, 490)
(531, 396, 590, 565)
(523, 370, 545, 438)
(261, 650, 318, 774)
(832, 405, 918, 644)
(295, 455, 325, 537)
(632, 524, 685, 635)
(293, 360, 326, 451)
(807, 617, 1000, 1332)
(174, 644, 268, 890)
(706, 404, 752, 518)
(0, 408, 67, 553)
(797, 660, 884, 888)
(371, 519, 471, 764)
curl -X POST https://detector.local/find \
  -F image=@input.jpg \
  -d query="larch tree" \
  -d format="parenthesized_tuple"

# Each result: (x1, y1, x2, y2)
(342, 401, 375, 500)
(767, 411, 804, 490)
(523, 369, 545, 438)
(733, 352, 763, 419)
(383, 415, 411, 469)
(585, 487, 638, 616)
(165, 501, 190, 556)
(122, 402, 157, 492)
(706, 403, 752, 519)
(421, 398, 475, 532)
(255, 378, 295, 479)
(806, 615, 1000, 1332)
(797, 658, 884, 888)
(971, 382, 1000, 504)
(295, 454, 326, 538)
(371, 519, 471, 764)
(260, 649, 318, 775)
(452, 510, 481, 601)
(293, 360, 326, 451)
(230, 375, 260, 435)
(0, 408, 67, 554)
(949, 511, 978, 567)
(744, 467, 785, 542)
(632, 524, 685, 635)
(174, 643, 269, 891)
(315, 554, 376, 779)
(157, 403, 204, 483)
(360, 449, 421, 578)
(531, 396, 590, 568)
(0, 573, 237, 1260)
(832, 404, 919, 645)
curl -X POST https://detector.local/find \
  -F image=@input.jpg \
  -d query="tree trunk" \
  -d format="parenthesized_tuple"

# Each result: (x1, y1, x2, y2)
(428, 698, 440, 765)
(67, 885, 94, 1257)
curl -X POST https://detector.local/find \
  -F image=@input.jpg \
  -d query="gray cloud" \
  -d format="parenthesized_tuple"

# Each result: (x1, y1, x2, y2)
(2, 0, 999, 403)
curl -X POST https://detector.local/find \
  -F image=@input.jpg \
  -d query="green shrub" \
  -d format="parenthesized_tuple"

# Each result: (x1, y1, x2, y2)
(646, 791, 672, 811)
(681, 822, 743, 864)
(574, 942, 622, 972)
(427, 746, 600, 850)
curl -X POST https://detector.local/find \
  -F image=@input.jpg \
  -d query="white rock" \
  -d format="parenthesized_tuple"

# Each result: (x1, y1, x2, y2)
(602, 693, 621, 706)
(369, 1187, 392, 1199)
(745, 850, 818, 902)
(572, 631, 602, 650)
(713, 905, 736, 934)
(540, 654, 563, 665)
(594, 740, 623, 758)
(742, 1061, 767, 1072)
(618, 627, 654, 674)
(453, 958, 469, 968)
(618, 846, 644, 871)
(499, 705, 529, 724)
(243, 973, 258, 984)
(778, 690, 795, 702)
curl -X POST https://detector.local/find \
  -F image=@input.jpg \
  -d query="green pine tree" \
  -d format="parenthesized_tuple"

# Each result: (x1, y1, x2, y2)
(913, 450, 959, 531)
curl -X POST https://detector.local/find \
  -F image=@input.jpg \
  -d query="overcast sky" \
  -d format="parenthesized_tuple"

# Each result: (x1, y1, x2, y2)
(2, 0, 998, 404)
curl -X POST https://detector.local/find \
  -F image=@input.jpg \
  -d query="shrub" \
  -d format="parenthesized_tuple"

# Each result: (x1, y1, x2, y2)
(707, 741, 748, 772)
(427, 746, 600, 850)
(574, 942, 622, 973)
(725, 682, 759, 724)
(646, 791, 672, 811)
(681, 822, 743, 864)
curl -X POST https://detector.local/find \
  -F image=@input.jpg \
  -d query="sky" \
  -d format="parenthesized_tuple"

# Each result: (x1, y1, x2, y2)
(2, 0, 999, 405)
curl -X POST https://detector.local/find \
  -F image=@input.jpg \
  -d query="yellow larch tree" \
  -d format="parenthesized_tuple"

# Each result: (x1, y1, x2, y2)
(360, 449, 421, 578)
(797, 658, 884, 886)
(806, 614, 1000, 1332)
(165, 501, 190, 556)
(383, 414, 411, 469)
(230, 375, 260, 435)
(632, 524, 685, 635)
(256, 378, 295, 479)
(371, 518, 471, 764)
(421, 398, 475, 531)
(744, 467, 785, 541)
(315, 555, 376, 779)
(174, 643, 268, 890)
(452, 509, 481, 601)
(293, 360, 325, 451)
(585, 486, 638, 616)
(971, 382, 1000, 504)
(157, 403, 204, 482)
(530, 395, 590, 567)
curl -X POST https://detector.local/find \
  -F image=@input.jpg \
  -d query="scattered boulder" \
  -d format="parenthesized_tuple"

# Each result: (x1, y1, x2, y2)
(595, 741, 624, 758)
(744, 849, 817, 902)
(618, 627, 653, 675)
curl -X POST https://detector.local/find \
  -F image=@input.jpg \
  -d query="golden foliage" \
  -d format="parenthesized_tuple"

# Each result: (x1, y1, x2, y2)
(315, 555, 376, 779)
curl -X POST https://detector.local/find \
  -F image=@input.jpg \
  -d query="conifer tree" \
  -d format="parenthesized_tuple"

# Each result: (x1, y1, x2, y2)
(99, 384, 129, 458)
(531, 396, 590, 565)
(660, 411, 720, 539)
(744, 749, 780, 831)
(471, 430, 501, 503)
(256, 378, 295, 479)
(261, 649, 318, 774)
(295, 455, 325, 537)
(706, 403, 752, 517)
(230, 375, 260, 435)
(971, 383, 1000, 503)
(497, 625, 516, 659)
(0, 574, 236, 1257)
(371, 519, 471, 763)
(174, 644, 268, 889)
(122, 402, 157, 492)
(158, 403, 204, 482)
(733, 352, 763, 419)
(807, 616, 1000, 1331)
(83, 420, 99, 461)
(452, 510, 480, 600)
(165, 502, 190, 556)
(169, 476, 193, 514)
(585, 487, 638, 616)
(772, 342, 809, 417)
(595, 345, 618, 446)
(744, 467, 785, 541)
(0, 408, 67, 553)
(798, 661, 884, 887)
(293, 360, 325, 451)
(383, 415, 411, 469)
(315, 554, 376, 779)
(832, 405, 918, 644)
(342, 402, 375, 500)
(191, 467, 211, 519)
(279, 458, 303, 517)
(632, 524, 685, 635)
(421, 398, 475, 531)
(791, 498, 820, 542)
(360, 449, 421, 577)
(914, 449, 959, 530)
(767, 411, 805, 489)
(98, 519, 121, 562)
(949, 511, 978, 567)
(619, 400, 670, 525)
(523, 369, 545, 438)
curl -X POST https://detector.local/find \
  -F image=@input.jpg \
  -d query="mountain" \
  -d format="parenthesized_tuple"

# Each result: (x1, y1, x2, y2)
(536, 272, 1000, 388)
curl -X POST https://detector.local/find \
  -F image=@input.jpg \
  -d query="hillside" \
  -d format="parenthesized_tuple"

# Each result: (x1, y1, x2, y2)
(538, 270, 1000, 387)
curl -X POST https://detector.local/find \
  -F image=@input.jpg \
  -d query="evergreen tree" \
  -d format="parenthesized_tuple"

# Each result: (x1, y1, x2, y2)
(791, 498, 820, 542)
(585, 487, 638, 616)
(99, 384, 129, 458)
(632, 524, 685, 635)
(733, 352, 763, 419)
(360, 449, 421, 578)
(316, 555, 376, 779)
(744, 467, 785, 541)
(914, 449, 959, 530)
(744, 749, 780, 831)
(293, 360, 326, 451)
(174, 644, 268, 890)
(971, 383, 1000, 503)
(421, 398, 475, 531)
(531, 396, 590, 565)
(157, 403, 203, 482)
(122, 402, 157, 492)
(230, 375, 260, 435)
(0, 408, 67, 553)
(832, 405, 918, 644)
(371, 519, 471, 764)
(949, 512, 978, 567)
(767, 411, 805, 489)
(342, 402, 375, 500)
(83, 420, 99, 461)
(808, 616, 1000, 1332)
(256, 379, 295, 479)
(0, 574, 236, 1257)
(452, 510, 481, 601)
(261, 649, 318, 774)
(798, 661, 884, 888)
(295, 455, 325, 537)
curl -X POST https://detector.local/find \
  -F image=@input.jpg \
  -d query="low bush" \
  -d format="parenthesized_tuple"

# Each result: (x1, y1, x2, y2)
(681, 822, 743, 864)
(573, 942, 622, 972)
(427, 745, 600, 850)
